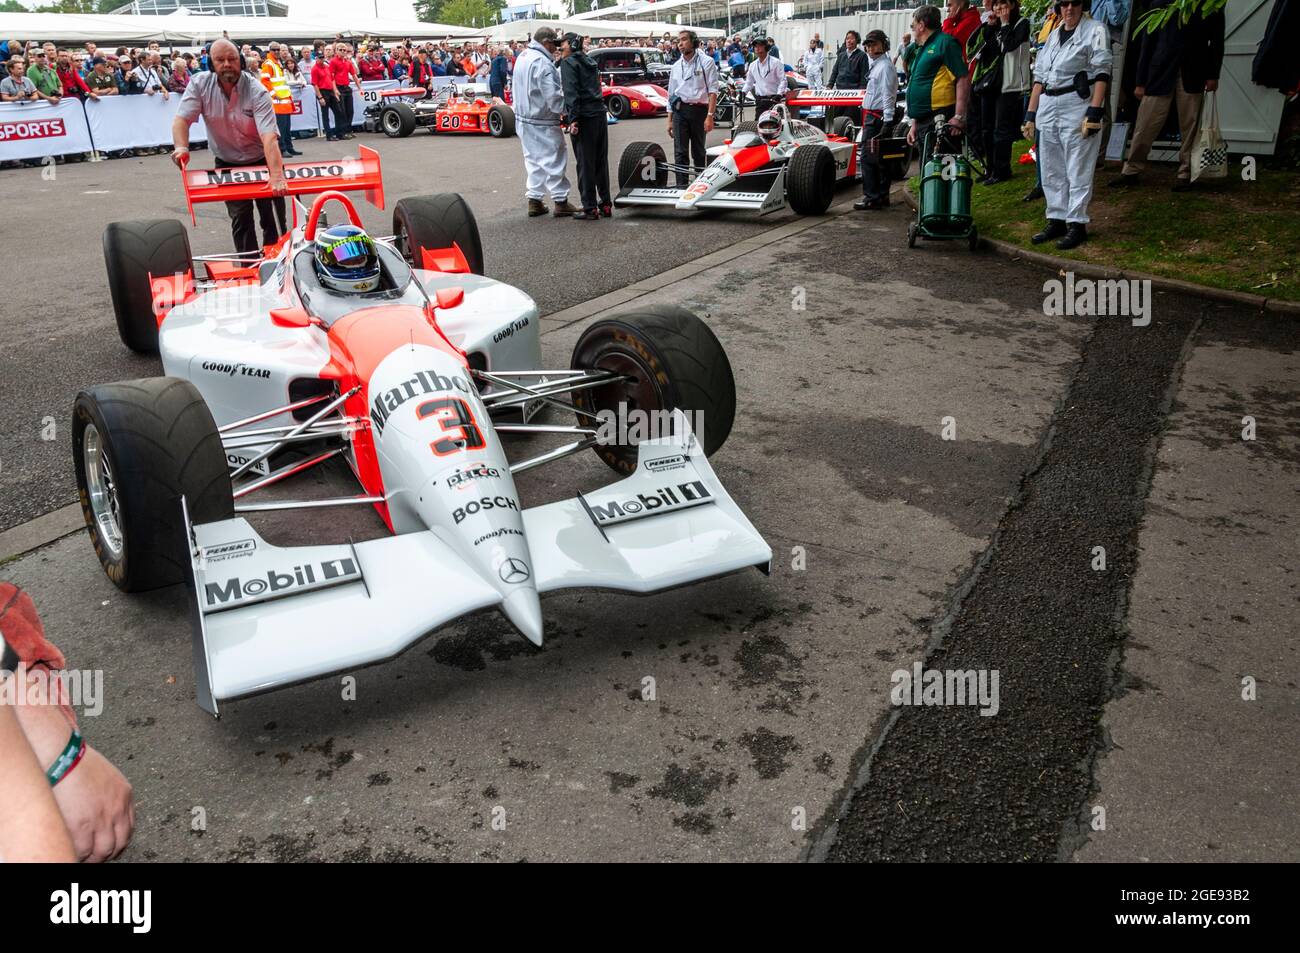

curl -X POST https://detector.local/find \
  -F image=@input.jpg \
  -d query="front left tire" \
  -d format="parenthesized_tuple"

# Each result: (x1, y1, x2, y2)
(73, 378, 232, 592)
(786, 143, 836, 215)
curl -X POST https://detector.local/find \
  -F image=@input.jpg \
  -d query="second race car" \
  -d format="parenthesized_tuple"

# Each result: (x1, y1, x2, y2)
(602, 81, 669, 119)
(615, 100, 857, 216)
(365, 82, 516, 138)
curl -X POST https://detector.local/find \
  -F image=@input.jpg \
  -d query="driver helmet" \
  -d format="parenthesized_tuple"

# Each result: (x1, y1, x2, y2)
(314, 224, 381, 293)
(756, 108, 783, 141)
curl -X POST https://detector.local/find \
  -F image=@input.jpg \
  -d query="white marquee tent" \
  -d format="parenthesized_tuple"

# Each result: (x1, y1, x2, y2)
(485, 17, 725, 42)
(0, 12, 479, 45)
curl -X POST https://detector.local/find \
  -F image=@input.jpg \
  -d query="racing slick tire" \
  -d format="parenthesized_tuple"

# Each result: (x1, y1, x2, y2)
(73, 377, 232, 592)
(393, 194, 485, 276)
(103, 219, 192, 354)
(606, 94, 630, 119)
(830, 115, 853, 138)
(381, 102, 418, 138)
(786, 143, 836, 216)
(571, 305, 736, 474)
(487, 104, 516, 138)
(618, 140, 668, 191)
(732, 120, 759, 139)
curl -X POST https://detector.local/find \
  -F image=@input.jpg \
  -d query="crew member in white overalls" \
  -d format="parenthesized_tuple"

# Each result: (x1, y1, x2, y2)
(1021, 0, 1111, 250)
(512, 27, 574, 218)
(803, 38, 826, 90)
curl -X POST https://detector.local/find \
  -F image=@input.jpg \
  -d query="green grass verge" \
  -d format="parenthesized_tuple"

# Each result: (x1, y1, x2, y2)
(908, 141, 1300, 302)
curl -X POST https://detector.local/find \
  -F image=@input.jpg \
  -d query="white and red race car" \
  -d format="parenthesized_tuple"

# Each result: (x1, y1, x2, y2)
(615, 99, 858, 216)
(78, 148, 770, 716)
(602, 81, 669, 118)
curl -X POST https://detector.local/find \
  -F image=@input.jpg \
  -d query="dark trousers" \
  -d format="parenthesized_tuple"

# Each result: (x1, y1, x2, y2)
(216, 153, 287, 256)
(320, 88, 346, 139)
(979, 89, 1022, 178)
(859, 114, 892, 203)
(275, 112, 293, 155)
(571, 115, 611, 211)
(967, 94, 985, 164)
(341, 86, 355, 130)
(671, 103, 708, 187)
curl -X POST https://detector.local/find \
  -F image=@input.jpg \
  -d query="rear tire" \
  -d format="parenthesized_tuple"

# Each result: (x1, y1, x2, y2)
(607, 94, 629, 119)
(487, 104, 515, 138)
(618, 140, 667, 190)
(571, 305, 736, 475)
(393, 194, 485, 275)
(786, 143, 836, 215)
(830, 115, 853, 138)
(103, 219, 192, 354)
(72, 378, 232, 592)
(382, 103, 417, 137)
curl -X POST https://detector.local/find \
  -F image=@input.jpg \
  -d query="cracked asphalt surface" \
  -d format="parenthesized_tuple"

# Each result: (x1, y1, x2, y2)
(1, 127, 1296, 862)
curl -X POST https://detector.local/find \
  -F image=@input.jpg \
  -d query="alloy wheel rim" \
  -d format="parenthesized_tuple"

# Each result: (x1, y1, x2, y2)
(83, 423, 124, 558)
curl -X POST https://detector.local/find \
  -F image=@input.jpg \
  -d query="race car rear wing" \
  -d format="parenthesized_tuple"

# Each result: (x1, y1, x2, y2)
(178, 145, 385, 225)
(785, 89, 867, 109)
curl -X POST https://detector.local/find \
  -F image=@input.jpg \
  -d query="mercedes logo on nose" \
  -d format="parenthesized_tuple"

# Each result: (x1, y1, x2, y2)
(499, 558, 530, 584)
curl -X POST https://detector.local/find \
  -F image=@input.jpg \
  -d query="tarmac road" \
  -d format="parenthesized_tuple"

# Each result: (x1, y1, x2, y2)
(0, 124, 1296, 862)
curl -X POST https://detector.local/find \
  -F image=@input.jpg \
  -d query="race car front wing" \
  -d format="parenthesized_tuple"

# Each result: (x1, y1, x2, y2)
(181, 412, 771, 715)
(616, 166, 787, 215)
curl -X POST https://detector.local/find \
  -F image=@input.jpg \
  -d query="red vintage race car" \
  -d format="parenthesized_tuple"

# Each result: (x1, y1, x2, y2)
(365, 83, 516, 138)
(602, 82, 669, 119)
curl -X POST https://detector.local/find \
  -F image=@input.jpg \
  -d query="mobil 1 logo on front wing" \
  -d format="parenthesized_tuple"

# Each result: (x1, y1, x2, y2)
(585, 480, 714, 527)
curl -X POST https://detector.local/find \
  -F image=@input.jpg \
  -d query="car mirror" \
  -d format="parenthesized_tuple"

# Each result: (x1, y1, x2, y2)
(270, 305, 317, 329)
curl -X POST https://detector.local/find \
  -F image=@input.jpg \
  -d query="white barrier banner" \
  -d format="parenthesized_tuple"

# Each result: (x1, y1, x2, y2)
(352, 79, 399, 126)
(84, 93, 209, 152)
(0, 99, 93, 161)
(289, 83, 321, 134)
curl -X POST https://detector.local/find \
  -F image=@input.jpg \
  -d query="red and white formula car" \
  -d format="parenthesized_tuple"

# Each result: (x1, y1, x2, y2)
(615, 100, 859, 216)
(364, 82, 516, 138)
(602, 81, 669, 119)
(77, 148, 770, 716)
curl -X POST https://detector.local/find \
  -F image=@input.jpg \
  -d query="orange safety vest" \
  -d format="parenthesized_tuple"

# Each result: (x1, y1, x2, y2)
(261, 55, 293, 115)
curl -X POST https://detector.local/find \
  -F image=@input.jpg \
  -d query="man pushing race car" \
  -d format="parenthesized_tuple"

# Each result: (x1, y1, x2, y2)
(171, 38, 288, 255)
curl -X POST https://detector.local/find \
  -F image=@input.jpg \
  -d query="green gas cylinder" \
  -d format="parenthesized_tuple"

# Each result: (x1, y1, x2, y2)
(921, 157, 949, 220)
(948, 156, 973, 222)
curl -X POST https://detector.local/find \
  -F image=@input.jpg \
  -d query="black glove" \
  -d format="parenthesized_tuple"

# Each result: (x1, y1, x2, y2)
(1081, 105, 1104, 137)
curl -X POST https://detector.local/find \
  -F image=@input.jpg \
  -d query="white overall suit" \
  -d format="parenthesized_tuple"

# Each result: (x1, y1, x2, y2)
(803, 46, 826, 90)
(512, 40, 571, 203)
(1033, 16, 1112, 224)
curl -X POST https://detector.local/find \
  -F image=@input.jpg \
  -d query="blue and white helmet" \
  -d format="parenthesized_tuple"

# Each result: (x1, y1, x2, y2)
(314, 224, 381, 293)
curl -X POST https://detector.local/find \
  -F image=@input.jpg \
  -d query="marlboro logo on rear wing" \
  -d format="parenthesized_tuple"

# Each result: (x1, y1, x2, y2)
(179, 145, 385, 224)
(786, 89, 867, 108)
